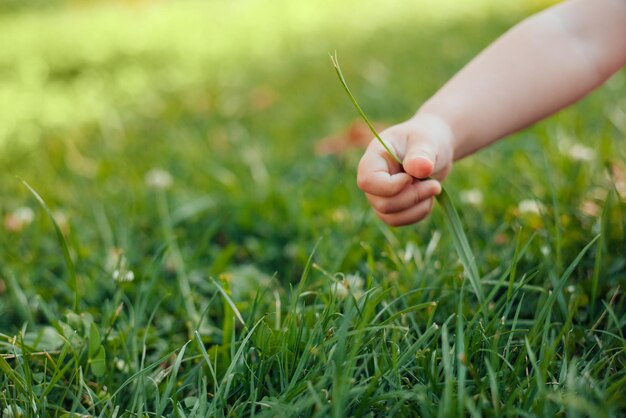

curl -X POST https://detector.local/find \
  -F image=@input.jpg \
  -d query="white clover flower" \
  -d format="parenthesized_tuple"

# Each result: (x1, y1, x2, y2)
(112, 269, 135, 283)
(459, 189, 483, 207)
(518, 199, 544, 215)
(107, 247, 134, 283)
(145, 168, 173, 190)
(331, 273, 364, 300)
(567, 144, 595, 162)
(2, 405, 24, 418)
(4, 206, 35, 232)
(14, 207, 34, 223)
(115, 357, 128, 372)
(331, 281, 349, 299)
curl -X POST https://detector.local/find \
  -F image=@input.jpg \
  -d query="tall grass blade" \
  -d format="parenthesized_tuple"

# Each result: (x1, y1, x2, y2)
(330, 56, 484, 305)
(214, 318, 264, 403)
(437, 188, 484, 305)
(0, 354, 27, 392)
(330, 53, 401, 164)
(530, 235, 599, 342)
(156, 341, 190, 417)
(22, 179, 80, 311)
(591, 189, 612, 315)
(194, 331, 218, 390)
(210, 276, 247, 330)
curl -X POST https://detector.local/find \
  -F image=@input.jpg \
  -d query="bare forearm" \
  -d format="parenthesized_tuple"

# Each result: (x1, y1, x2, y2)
(418, 0, 626, 160)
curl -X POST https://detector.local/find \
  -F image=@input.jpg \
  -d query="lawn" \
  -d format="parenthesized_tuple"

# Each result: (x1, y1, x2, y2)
(1, 0, 625, 416)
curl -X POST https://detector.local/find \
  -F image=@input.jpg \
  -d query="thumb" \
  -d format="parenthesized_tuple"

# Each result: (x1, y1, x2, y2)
(402, 141, 437, 179)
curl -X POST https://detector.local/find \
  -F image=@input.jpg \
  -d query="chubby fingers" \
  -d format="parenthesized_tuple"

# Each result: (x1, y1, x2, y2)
(357, 144, 412, 197)
(366, 179, 442, 227)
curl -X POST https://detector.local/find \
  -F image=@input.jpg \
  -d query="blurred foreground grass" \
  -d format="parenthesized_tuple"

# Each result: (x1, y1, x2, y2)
(1, 0, 626, 416)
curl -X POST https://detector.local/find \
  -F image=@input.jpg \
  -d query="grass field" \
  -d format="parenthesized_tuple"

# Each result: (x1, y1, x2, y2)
(1, 0, 625, 416)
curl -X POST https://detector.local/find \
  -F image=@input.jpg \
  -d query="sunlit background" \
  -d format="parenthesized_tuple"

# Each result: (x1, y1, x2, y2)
(4, 0, 625, 287)
(3, 1, 626, 416)
(1, 0, 550, 150)
(2, 0, 624, 299)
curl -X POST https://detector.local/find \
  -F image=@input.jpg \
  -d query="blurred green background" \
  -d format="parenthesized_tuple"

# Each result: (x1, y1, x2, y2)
(1, 0, 624, 325)
(1, 0, 547, 153)
(2, 1, 626, 415)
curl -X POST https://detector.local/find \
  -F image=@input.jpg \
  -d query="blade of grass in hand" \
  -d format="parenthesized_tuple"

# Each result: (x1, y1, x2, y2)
(331, 54, 484, 306)
(330, 53, 402, 165)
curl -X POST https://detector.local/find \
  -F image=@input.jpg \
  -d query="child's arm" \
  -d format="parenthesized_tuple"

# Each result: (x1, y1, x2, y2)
(357, 0, 626, 227)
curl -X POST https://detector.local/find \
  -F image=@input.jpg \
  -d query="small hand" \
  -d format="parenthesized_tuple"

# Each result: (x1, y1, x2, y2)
(356, 113, 455, 226)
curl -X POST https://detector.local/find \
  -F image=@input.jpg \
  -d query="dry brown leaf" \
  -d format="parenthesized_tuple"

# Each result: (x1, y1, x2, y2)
(315, 119, 387, 156)
(249, 86, 278, 111)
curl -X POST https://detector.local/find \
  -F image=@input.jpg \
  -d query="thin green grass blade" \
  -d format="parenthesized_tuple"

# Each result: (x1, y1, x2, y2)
(214, 318, 264, 403)
(156, 190, 199, 329)
(529, 235, 599, 343)
(330, 53, 401, 164)
(440, 321, 454, 418)
(437, 188, 484, 305)
(456, 286, 467, 418)
(331, 55, 484, 306)
(94, 350, 175, 408)
(210, 276, 247, 330)
(591, 188, 612, 315)
(22, 179, 80, 311)
(194, 331, 218, 390)
(156, 341, 190, 417)
(524, 336, 545, 400)
(485, 360, 500, 415)
(0, 354, 27, 393)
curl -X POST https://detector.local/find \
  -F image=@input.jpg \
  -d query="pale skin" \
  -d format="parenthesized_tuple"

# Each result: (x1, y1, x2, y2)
(357, 0, 626, 227)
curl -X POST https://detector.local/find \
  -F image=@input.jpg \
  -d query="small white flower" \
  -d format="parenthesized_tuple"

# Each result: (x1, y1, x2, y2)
(460, 189, 483, 207)
(331, 273, 364, 300)
(425, 230, 441, 259)
(145, 168, 173, 190)
(14, 207, 34, 223)
(112, 269, 135, 282)
(567, 144, 595, 162)
(331, 281, 349, 299)
(2, 405, 24, 418)
(518, 199, 544, 215)
(107, 248, 134, 282)
(115, 357, 128, 371)
(4, 206, 35, 232)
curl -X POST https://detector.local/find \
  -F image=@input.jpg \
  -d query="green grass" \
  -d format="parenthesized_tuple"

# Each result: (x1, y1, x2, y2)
(1, 0, 626, 416)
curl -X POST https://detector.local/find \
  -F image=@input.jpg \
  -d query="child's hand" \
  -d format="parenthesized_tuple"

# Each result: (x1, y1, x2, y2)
(356, 113, 455, 226)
